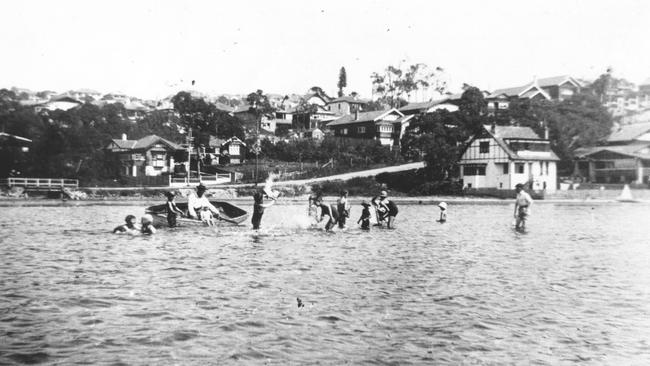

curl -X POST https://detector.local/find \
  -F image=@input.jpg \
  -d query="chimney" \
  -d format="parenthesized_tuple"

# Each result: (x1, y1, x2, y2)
(544, 125, 549, 140)
(490, 122, 496, 134)
(121, 133, 127, 141)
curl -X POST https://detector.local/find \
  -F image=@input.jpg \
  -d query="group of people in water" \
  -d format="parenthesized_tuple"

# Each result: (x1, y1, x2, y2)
(114, 181, 534, 234)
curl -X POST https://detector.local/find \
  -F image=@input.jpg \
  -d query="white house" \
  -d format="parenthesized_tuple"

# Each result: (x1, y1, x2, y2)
(458, 124, 560, 192)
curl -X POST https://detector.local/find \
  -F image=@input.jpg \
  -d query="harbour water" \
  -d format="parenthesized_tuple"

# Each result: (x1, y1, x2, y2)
(1, 202, 650, 364)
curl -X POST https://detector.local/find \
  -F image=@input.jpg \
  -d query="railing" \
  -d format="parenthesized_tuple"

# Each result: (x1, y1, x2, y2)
(169, 173, 231, 187)
(0, 178, 79, 189)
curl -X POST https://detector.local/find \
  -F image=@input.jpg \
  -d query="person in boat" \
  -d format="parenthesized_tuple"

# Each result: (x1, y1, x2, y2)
(251, 189, 276, 230)
(514, 183, 533, 230)
(314, 196, 339, 231)
(187, 184, 221, 221)
(378, 190, 398, 229)
(357, 201, 371, 230)
(165, 191, 184, 228)
(113, 214, 140, 234)
(437, 202, 447, 223)
(336, 190, 351, 229)
(140, 214, 156, 235)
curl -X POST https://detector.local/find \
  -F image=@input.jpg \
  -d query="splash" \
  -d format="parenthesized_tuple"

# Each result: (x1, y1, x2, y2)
(263, 173, 279, 199)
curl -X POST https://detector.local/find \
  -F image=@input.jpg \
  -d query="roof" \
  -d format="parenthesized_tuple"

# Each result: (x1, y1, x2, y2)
(222, 136, 247, 146)
(124, 101, 150, 111)
(488, 75, 578, 99)
(49, 95, 83, 104)
(328, 96, 368, 104)
(109, 135, 183, 151)
(233, 104, 252, 113)
(214, 102, 235, 113)
(399, 99, 457, 113)
(327, 109, 404, 127)
(574, 142, 650, 160)
(607, 122, 650, 142)
(481, 124, 560, 161)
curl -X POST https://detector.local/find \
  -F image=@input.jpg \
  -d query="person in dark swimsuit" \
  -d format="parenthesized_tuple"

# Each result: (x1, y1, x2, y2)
(252, 190, 276, 230)
(165, 191, 184, 227)
(315, 197, 339, 231)
(357, 201, 371, 230)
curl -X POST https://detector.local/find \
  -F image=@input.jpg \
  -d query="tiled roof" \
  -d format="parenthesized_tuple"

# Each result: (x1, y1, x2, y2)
(574, 142, 650, 160)
(399, 99, 451, 112)
(327, 110, 398, 127)
(482, 125, 560, 161)
(607, 122, 650, 142)
(328, 96, 368, 104)
(488, 75, 578, 99)
(110, 135, 182, 151)
(536, 75, 581, 88)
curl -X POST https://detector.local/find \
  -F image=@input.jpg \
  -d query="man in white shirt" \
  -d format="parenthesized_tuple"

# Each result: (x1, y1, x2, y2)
(514, 183, 533, 230)
(187, 184, 221, 220)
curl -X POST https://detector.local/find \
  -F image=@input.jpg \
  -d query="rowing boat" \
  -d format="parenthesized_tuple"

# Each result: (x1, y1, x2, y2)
(145, 200, 249, 227)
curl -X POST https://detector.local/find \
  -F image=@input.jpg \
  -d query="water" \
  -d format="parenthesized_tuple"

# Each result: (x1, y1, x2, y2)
(1, 202, 650, 365)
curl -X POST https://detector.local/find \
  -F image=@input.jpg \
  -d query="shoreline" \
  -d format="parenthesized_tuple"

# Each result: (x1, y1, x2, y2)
(0, 196, 643, 207)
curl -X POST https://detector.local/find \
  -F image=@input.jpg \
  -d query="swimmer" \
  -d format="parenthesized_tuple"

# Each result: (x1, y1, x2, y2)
(113, 214, 140, 234)
(251, 189, 276, 230)
(437, 202, 447, 223)
(165, 191, 184, 227)
(314, 196, 339, 231)
(337, 190, 351, 229)
(140, 214, 156, 235)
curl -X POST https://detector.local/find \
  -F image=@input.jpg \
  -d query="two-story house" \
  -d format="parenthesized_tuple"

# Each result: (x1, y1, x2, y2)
(486, 75, 581, 115)
(458, 124, 560, 191)
(326, 96, 368, 115)
(327, 109, 413, 146)
(106, 134, 183, 177)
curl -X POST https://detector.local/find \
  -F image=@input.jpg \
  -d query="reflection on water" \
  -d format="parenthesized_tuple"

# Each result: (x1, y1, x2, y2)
(1, 202, 650, 364)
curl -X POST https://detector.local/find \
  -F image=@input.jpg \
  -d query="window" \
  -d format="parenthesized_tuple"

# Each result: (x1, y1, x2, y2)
(378, 125, 393, 132)
(515, 163, 525, 174)
(503, 163, 509, 174)
(341, 128, 348, 135)
(464, 164, 486, 176)
(358, 126, 366, 134)
(479, 141, 489, 153)
(151, 152, 166, 167)
(228, 144, 240, 155)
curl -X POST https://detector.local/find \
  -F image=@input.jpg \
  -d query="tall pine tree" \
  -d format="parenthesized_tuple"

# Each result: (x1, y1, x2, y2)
(337, 67, 347, 97)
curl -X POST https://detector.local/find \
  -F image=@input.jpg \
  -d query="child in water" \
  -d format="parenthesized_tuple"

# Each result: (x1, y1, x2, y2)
(357, 201, 371, 230)
(165, 191, 184, 227)
(140, 214, 156, 235)
(514, 183, 533, 230)
(437, 202, 447, 223)
(113, 214, 140, 234)
(200, 206, 215, 226)
(337, 190, 351, 229)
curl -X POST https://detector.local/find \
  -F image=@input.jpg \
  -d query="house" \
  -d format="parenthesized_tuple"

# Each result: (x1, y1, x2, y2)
(218, 136, 247, 164)
(486, 75, 581, 115)
(124, 101, 152, 121)
(573, 122, 650, 184)
(326, 96, 368, 115)
(458, 124, 560, 191)
(326, 108, 413, 146)
(35, 95, 83, 112)
(399, 99, 459, 116)
(261, 118, 292, 135)
(292, 104, 339, 131)
(106, 134, 183, 177)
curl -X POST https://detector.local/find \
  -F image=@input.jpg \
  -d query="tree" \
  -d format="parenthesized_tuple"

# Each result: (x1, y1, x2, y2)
(337, 67, 347, 97)
(371, 63, 446, 108)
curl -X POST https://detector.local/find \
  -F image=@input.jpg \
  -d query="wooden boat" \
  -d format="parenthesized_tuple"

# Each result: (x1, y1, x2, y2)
(145, 200, 249, 228)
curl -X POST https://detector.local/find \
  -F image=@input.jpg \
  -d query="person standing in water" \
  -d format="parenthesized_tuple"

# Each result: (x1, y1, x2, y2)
(337, 190, 351, 229)
(437, 202, 447, 223)
(165, 191, 184, 227)
(252, 189, 276, 230)
(357, 201, 371, 230)
(314, 196, 339, 231)
(514, 183, 533, 230)
(378, 190, 398, 229)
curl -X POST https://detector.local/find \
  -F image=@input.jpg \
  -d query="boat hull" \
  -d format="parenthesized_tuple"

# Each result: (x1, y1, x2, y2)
(145, 200, 249, 228)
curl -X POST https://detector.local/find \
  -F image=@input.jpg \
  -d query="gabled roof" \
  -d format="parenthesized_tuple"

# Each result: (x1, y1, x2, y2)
(214, 102, 235, 113)
(50, 95, 83, 104)
(536, 75, 581, 88)
(478, 124, 560, 161)
(222, 136, 247, 146)
(607, 122, 650, 142)
(326, 108, 404, 127)
(399, 99, 457, 113)
(487, 75, 579, 100)
(109, 135, 182, 151)
(233, 104, 252, 113)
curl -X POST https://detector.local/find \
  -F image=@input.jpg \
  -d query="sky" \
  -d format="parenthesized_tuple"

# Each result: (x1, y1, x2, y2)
(2, 0, 650, 100)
